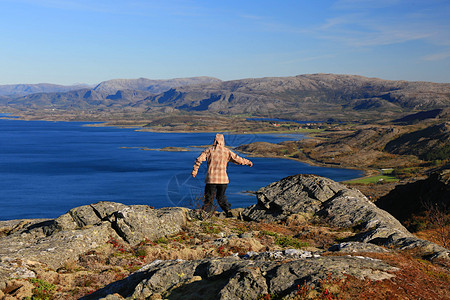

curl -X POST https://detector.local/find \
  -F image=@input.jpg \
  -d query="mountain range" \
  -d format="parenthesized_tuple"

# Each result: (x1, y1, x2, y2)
(0, 83, 92, 97)
(1, 74, 449, 121)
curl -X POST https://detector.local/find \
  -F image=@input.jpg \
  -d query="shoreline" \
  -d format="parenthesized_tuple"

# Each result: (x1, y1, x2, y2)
(0, 110, 370, 179)
(235, 149, 370, 177)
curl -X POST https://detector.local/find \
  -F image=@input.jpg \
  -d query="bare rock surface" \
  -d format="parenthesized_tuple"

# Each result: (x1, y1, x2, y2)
(82, 252, 397, 300)
(243, 174, 449, 259)
(329, 242, 390, 253)
(1, 173, 449, 299)
(0, 202, 188, 281)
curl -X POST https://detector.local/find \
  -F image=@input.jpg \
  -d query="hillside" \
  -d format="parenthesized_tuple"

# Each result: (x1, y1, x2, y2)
(143, 74, 450, 121)
(393, 108, 450, 124)
(1, 74, 449, 122)
(237, 117, 449, 180)
(385, 122, 450, 160)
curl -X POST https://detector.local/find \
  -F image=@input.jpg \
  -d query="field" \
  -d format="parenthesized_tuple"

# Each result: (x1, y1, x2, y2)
(344, 169, 398, 184)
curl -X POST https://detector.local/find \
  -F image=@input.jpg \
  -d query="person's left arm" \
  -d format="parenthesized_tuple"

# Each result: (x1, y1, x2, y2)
(192, 149, 208, 177)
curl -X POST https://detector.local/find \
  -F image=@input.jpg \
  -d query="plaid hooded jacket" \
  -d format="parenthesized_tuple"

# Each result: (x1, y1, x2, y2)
(192, 134, 252, 184)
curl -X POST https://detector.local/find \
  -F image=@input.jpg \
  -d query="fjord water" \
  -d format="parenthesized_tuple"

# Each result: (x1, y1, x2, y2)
(0, 117, 363, 220)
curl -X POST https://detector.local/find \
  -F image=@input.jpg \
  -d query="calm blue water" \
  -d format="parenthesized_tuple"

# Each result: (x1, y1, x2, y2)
(0, 116, 363, 220)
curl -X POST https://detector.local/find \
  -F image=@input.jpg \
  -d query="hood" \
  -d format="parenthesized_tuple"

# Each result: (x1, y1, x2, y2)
(213, 133, 225, 147)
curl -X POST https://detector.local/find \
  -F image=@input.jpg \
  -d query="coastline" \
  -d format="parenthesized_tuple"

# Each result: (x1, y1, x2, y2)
(0, 110, 369, 179)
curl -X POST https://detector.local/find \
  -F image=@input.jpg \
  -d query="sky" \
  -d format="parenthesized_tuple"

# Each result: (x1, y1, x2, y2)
(1, 0, 449, 85)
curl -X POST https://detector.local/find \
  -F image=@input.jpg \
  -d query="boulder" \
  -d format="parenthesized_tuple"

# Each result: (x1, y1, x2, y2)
(113, 206, 188, 245)
(242, 174, 450, 259)
(0, 202, 188, 281)
(243, 174, 346, 221)
(83, 253, 398, 300)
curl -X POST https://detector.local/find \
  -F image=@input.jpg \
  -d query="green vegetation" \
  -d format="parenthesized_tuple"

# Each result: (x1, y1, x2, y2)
(259, 230, 309, 248)
(344, 174, 399, 184)
(154, 236, 169, 244)
(274, 235, 309, 249)
(259, 230, 279, 237)
(425, 143, 450, 161)
(392, 167, 422, 179)
(25, 278, 57, 300)
(201, 222, 221, 234)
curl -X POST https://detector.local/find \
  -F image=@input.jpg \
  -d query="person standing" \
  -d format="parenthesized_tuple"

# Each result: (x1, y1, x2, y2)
(192, 133, 253, 216)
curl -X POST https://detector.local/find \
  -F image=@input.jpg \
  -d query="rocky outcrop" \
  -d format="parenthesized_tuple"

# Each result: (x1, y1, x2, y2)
(243, 174, 449, 259)
(1, 173, 449, 299)
(0, 202, 188, 281)
(83, 252, 397, 300)
(243, 174, 347, 220)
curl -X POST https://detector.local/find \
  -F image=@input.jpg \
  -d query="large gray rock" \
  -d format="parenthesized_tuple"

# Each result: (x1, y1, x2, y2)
(329, 242, 390, 253)
(83, 253, 398, 300)
(243, 174, 346, 221)
(0, 222, 117, 270)
(113, 206, 188, 245)
(243, 174, 449, 259)
(0, 202, 188, 281)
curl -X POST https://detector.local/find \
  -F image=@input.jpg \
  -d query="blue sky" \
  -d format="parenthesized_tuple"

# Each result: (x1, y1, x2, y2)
(1, 0, 449, 85)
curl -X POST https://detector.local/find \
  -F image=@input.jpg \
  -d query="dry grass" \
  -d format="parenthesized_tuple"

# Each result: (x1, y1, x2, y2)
(283, 251, 450, 300)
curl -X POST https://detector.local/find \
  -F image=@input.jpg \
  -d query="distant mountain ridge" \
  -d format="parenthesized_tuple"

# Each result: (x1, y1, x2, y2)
(0, 77, 221, 97)
(93, 76, 222, 94)
(0, 83, 92, 97)
(0, 76, 222, 111)
(1, 74, 449, 121)
(143, 74, 450, 120)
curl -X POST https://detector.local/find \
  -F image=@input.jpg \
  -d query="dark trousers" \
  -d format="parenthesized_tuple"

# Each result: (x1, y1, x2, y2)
(203, 184, 230, 212)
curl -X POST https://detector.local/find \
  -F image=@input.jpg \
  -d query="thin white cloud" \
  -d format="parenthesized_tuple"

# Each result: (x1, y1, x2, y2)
(319, 14, 361, 30)
(423, 51, 450, 61)
(315, 0, 450, 50)
(318, 23, 433, 47)
(235, 1, 449, 51)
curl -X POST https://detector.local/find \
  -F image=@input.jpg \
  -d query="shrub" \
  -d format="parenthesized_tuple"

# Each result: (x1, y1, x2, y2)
(201, 222, 221, 234)
(25, 278, 57, 300)
(274, 236, 309, 249)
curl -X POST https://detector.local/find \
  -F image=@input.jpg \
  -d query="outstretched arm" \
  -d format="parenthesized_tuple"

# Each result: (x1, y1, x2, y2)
(229, 150, 253, 167)
(192, 150, 208, 177)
